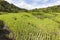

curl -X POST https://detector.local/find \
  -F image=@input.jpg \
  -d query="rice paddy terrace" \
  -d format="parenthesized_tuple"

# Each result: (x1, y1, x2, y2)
(0, 12, 60, 40)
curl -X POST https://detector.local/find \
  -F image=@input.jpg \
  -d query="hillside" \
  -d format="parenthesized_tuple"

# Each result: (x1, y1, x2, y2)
(27, 5, 60, 20)
(0, 1, 27, 13)
(29, 5, 60, 13)
(0, 0, 60, 13)
(0, 0, 60, 40)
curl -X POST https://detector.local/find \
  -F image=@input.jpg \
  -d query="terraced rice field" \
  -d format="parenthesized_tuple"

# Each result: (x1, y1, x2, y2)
(0, 12, 60, 40)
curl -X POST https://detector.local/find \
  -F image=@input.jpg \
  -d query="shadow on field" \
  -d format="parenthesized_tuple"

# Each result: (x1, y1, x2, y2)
(0, 20, 13, 40)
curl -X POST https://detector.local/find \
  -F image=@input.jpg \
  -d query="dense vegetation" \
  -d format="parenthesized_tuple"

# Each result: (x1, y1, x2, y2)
(0, 13, 60, 40)
(29, 5, 60, 13)
(0, 1, 27, 13)
(0, 0, 60, 40)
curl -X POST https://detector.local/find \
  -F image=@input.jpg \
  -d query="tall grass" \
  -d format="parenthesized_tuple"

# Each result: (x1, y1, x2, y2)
(0, 12, 60, 40)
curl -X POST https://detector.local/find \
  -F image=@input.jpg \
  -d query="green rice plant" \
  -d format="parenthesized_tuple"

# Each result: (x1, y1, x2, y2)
(0, 12, 60, 40)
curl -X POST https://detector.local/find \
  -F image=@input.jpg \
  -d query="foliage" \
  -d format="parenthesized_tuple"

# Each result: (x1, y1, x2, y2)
(0, 1, 60, 40)
(0, 1, 27, 13)
(28, 5, 60, 13)
(0, 20, 12, 40)
(0, 13, 60, 40)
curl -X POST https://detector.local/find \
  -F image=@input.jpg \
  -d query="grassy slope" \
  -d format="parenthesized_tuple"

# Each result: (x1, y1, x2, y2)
(0, 12, 60, 40)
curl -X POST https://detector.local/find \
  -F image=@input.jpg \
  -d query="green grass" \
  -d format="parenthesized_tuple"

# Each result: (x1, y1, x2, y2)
(0, 12, 60, 40)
